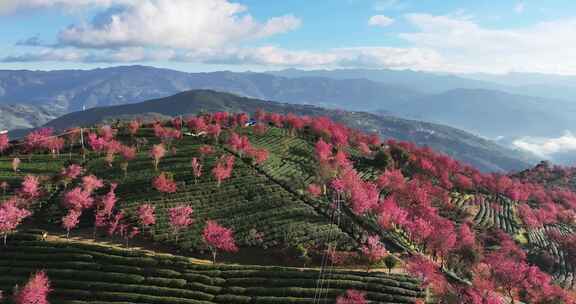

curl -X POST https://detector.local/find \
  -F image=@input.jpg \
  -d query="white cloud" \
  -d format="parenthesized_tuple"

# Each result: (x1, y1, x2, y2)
(368, 15, 395, 28)
(399, 13, 576, 74)
(53, 0, 300, 49)
(2, 48, 86, 62)
(514, 2, 525, 14)
(1, 47, 175, 63)
(513, 131, 576, 159)
(10, 3, 575, 74)
(2, 45, 444, 70)
(0, 0, 133, 13)
(332, 47, 442, 69)
(5, 0, 443, 70)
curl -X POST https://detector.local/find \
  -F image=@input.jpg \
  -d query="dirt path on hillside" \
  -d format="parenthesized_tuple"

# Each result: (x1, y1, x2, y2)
(23, 224, 407, 274)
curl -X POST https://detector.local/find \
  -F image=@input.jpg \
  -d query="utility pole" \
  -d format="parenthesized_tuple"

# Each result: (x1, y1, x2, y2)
(80, 127, 85, 160)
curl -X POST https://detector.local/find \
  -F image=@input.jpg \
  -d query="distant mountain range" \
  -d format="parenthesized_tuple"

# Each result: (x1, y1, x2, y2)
(268, 68, 501, 94)
(40, 89, 535, 173)
(1, 66, 574, 141)
(2, 65, 575, 164)
(0, 66, 421, 113)
(384, 88, 576, 138)
(269, 68, 576, 102)
(0, 104, 62, 131)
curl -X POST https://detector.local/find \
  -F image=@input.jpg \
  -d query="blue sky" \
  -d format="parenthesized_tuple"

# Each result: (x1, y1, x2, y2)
(1, 0, 575, 74)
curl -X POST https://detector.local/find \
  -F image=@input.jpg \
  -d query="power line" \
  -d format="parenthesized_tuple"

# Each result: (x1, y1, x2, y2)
(7, 127, 97, 148)
(313, 191, 342, 304)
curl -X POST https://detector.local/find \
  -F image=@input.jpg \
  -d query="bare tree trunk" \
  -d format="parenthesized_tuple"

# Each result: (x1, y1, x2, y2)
(508, 290, 515, 304)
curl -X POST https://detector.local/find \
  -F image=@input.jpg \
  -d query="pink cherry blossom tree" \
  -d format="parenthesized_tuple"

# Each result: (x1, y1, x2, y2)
(137, 204, 156, 230)
(247, 147, 269, 165)
(61, 164, 83, 181)
(406, 254, 447, 295)
(82, 175, 104, 194)
(253, 123, 268, 135)
(152, 173, 177, 194)
(19, 175, 41, 202)
(62, 187, 94, 211)
(46, 137, 65, 159)
(191, 157, 202, 184)
(212, 155, 235, 187)
(187, 116, 207, 133)
(0, 200, 31, 245)
(1, 181, 8, 196)
(119, 145, 137, 178)
(24, 128, 53, 158)
(91, 183, 118, 238)
(336, 289, 367, 304)
(315, 139, 332, 163)
(124, 226, 140, 247)
(107, 210, 125, 237)
(168, 205, 194, 242)
(150, 144, 166, 171)
(198, 145, 214, 158)
(128, 119, 141, 137)
(358, 142, 372, 156)
(87, 133, 106, 154)
(228, 132, 252, 156)
(60, 164, 84, 188)
(206, 124, 222, 141)
(0, 133, 9, 154)
(98, 183, 118, 217)
(14, 270, 52, 304)
(377, 196, 408, 230)
(202, 220, 238, 263)
(62, 209, 81, 238)
(99, 125, 116, 141)
(172, 117, 183, 130)
(307, 183, 322, 198)
(361, 235, 388, 271)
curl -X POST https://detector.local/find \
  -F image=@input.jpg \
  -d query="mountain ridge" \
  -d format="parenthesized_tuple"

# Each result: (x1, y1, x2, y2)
(40, 89, 536, 173)
(1, 65, 573, 141)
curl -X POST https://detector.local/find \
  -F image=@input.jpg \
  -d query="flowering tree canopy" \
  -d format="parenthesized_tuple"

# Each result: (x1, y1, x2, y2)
(336, 289, 367, 304)
(202, 220, 238, 263)
(138, 204, 156, 228)
(0, 133, 9, 154)
(14, 270, 52, 304)
(168, 205, 194, 241)
(0, 200, 31, 244)
(152, 173, 178, 194)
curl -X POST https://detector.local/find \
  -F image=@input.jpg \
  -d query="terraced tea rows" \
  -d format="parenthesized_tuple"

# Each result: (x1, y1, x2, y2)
(0, 154, 70, 196)
(527, 224, 576, 289)
(85, 133, 354, 251)
(237, 128, 414, 253)
(244, 128, 318, 188)
(474, 195, 520, 233)
(449, 193, 475, 209)
(0, 233, 425, 304)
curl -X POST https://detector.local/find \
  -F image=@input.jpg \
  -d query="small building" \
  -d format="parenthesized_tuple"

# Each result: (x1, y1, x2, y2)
(245, 119, 257, 127)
